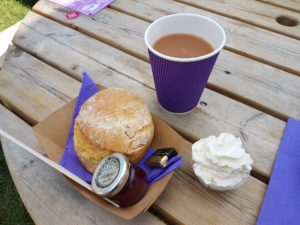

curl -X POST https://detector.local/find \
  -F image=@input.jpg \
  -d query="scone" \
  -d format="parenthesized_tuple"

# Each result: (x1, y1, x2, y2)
(74, 88, 154, 173)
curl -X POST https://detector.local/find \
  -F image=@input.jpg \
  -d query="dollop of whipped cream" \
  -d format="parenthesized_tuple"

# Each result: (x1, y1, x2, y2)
(192, 133, 253, 190)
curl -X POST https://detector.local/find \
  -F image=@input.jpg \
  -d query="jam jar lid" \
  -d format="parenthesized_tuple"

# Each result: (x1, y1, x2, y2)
(92, 153, 130, 198)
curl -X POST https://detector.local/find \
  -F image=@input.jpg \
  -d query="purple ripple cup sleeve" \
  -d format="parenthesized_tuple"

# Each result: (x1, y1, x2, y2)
(145, 13, 226, 114)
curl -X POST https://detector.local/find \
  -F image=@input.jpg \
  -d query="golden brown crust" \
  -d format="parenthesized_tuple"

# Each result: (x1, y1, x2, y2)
(74, 122, 111, 173)
(73, 88, 154, 173)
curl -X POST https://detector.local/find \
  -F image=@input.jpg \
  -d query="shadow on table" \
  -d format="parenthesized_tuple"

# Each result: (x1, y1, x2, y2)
(17, 0, 38, 8)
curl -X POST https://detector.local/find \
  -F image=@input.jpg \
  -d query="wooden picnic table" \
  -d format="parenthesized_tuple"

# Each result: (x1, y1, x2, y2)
(0, 0, 299, 224)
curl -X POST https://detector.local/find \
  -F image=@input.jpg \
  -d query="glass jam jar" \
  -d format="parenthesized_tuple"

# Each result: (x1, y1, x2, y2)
(91, 153, 148, 207)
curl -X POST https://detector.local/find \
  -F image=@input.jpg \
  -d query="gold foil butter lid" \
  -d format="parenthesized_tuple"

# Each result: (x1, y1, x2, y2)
(146, 155, 169, 168)
(145, 148, 178, 168)
(92, 153, 130, 197)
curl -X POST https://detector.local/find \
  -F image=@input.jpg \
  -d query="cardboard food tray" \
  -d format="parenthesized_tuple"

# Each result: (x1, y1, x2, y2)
(33, 85, 189, 220)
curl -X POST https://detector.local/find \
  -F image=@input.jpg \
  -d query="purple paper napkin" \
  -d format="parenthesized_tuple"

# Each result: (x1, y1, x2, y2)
(60, 72, 98, 182)
(138, 148, 183, 184)
(60, 72, 183, 184)
(50, 0, 114, 16)
(256, 118, 300, 225)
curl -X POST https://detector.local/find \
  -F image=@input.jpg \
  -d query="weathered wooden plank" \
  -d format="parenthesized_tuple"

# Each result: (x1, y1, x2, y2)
(11, 12, 286, 179)
(0, 46, 80, 124)
(33, 0, 300, 76)
(0, 105, 165, 225)
(174, 0, 300, 40)
(258, 0, 300, 13)
(0, 48, 266, 225)
(0, 105, 45, 155)
(108, 0, 300, 75)
(156, 172, 265, 225)
(29, 3, 300, 120)
(34, 0, 148, 60)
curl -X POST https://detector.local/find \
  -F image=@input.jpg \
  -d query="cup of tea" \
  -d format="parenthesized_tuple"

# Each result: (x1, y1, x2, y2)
(145, 13, 226, 114)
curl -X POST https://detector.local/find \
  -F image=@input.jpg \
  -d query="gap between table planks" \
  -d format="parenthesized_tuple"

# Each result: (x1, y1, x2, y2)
(2, 1, 298, 220)
(0, 46, 266, 225)
(30, 2, 300, 120)
(173, 0, 300, 40)
(107, 0, 300, 75)
(0, 105, 165, 225)
(258, 0, 300, 13)
(10, 12, 287, 179)
(33, 0, 300, 76)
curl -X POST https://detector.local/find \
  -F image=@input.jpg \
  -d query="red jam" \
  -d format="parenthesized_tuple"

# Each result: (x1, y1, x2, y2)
(91, 153, 148, 207)
(109, 165, 147, 207)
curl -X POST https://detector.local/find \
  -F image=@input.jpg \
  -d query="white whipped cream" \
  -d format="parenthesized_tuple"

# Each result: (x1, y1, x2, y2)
(192, 133, 253, 191)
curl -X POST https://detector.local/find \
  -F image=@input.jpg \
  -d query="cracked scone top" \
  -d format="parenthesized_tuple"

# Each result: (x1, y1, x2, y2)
(74, 88, 154, 173)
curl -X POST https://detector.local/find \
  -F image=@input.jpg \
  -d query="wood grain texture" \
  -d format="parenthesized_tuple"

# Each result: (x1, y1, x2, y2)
(174, 0, 300, 39)
(0, 46, 80, 124)
(28, 3, 300, 120)
(107, 0, 300, 75)
(258, 0, 300, 13)
(33, 0, 300, 76)
(33, 0, 148, 60)
(0, 106, 165, 225)
(157, 173, 265, 225)
(0, 104, 45, 154)
(1, 1, 297, 223)
(11, 12, 287, 179)
(0, 48, 266, 225)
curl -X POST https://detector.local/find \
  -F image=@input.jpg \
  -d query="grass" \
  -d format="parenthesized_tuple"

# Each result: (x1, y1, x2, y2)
(0, 0, 37, 31)
(1, 1, 37, 223)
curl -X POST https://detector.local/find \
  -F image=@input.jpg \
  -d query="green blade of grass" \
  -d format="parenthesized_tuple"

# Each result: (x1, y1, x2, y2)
(0, 0, 37, 31)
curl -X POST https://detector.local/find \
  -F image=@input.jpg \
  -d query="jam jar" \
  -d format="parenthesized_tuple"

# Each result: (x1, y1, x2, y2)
(91, 153, 148, 207)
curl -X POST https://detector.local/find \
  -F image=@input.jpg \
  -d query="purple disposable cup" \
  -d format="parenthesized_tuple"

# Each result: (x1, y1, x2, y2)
(145, 14, 226, 114)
